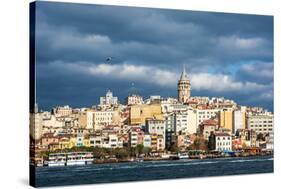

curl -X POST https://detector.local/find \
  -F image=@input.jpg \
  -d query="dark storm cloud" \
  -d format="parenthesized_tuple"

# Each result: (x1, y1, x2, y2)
(34, 1, 273, 111)
(235, 61, 273, 84)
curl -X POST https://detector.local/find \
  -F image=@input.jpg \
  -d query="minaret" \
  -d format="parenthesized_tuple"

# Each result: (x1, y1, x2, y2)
(177, 65, 191, 103)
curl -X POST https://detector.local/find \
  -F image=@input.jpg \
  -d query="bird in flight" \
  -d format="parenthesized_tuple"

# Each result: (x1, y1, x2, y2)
(106, 57, 113, 62)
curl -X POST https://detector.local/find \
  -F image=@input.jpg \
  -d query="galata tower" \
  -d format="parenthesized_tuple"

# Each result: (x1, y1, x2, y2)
(177, 65, 191, 103)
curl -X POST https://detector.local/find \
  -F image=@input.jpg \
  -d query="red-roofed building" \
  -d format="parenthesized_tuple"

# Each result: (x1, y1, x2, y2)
(41, 133, 59, 148)
(199, 119, 219, 140)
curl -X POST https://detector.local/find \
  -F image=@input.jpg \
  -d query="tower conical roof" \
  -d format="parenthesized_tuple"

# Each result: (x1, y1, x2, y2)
(180, 65, 189, 80)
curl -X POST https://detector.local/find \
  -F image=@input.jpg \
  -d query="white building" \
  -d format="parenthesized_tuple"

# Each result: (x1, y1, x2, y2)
(89, 133, 122, 148)
(160, 98, 178, 116)
(54, 105, 72, 117)
(209, 97, 237, 109)
(76, 134, 84, 147)
(129, 130, 138, 147)
(196, 109, 220, 126)
(89, 134, 103, 148)
(186, 108, 197, 134)
(143, 134, 151, 148)
(165, 108, 197, 135)
(247, 113, 274, 135)
(100, 90, 118, 106)
(42, 115, 65, 128)
(165, 114, 174, 147)
(86, 110, 94, 129)
(145, 119, 165, 137)
(157, 135, 165, 151)
(215, 133, 232, 152)
(233, 107, 246, 134)
(108, 134, 121, 148)
(161, 104, 188, 115)
(93, 110, 115, 131)
(126, 94, 144, 105)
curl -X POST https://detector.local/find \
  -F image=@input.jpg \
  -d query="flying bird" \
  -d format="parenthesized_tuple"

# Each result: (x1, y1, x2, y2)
(106, 57, 113, 62)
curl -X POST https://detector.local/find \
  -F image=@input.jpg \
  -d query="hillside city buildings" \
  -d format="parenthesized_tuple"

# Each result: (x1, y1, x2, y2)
(30, 67, 274, 163)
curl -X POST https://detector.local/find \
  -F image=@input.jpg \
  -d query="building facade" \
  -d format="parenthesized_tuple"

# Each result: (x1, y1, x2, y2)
(93, 110, 118, 130)
(126, 94, 144, 105)
(219, 109, 233, 133)
(247, 113, 274, 135)
(99, 90, 118, 106)
(130, 104, 163, 125)
(209, 132, 232, 152)
(196, 108, 220, 127)
(233, 108, 246, 134)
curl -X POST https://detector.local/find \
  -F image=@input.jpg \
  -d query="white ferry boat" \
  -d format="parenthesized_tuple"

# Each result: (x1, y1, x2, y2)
(177, 152, 189, 159)
(66, 152, 94, 166)
(161, 154, 172, 159)
(47, 153, 67, 167)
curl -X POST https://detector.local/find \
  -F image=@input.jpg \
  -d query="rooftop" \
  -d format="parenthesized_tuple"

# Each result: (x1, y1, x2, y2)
(179, 65, 189, 81)
(215, 133, 231, 137)
(202, 119, 218, 126)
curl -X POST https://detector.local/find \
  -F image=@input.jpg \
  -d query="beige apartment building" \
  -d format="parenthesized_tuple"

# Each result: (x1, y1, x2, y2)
(130, 104, 163, 125)
(247, 113, 274, 135)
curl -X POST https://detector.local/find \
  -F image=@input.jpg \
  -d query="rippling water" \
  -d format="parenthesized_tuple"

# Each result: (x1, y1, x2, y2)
(35, 155, 273, 187)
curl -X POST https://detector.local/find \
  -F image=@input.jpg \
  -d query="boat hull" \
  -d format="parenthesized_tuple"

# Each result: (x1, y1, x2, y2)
(48, 162, 66, 167)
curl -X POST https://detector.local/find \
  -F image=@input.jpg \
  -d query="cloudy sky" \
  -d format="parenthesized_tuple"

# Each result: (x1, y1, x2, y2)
(34, 1, 273, 111)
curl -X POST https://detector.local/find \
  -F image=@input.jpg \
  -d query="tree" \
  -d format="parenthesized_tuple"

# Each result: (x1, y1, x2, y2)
(143, 147, 152, 156)
(92, 147, 106, 159)
(115, 148, 129, 160)
(169, 144, 180, 153)
(190, 136, 208, 151)
(40, 151, 50, 160)
(136, 144, 144, 156)
(129, 147, 137, 157)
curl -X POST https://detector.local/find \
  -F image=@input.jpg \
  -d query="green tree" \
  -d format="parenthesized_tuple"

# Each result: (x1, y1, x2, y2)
(92, 147, 106, 159)
(190, 137, 208, 151)
(40, 151, 50, 160)
(143, 147, 152, 156)
(129, 147, 137, 157)
(115, 148, 129, 160)
(136, 144, 144, 156)
(169, 144, 180, 153)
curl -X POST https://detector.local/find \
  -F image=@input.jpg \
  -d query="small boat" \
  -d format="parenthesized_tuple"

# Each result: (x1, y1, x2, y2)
(135, 158, 144, 162)
(36, 163, 43, 167)
(199, 154, 207, 159)
(161, 154, 171, 160)
(177, 152, 189, 159)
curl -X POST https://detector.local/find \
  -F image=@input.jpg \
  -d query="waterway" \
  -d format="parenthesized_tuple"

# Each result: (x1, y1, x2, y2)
(35, 155, 273, 187)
